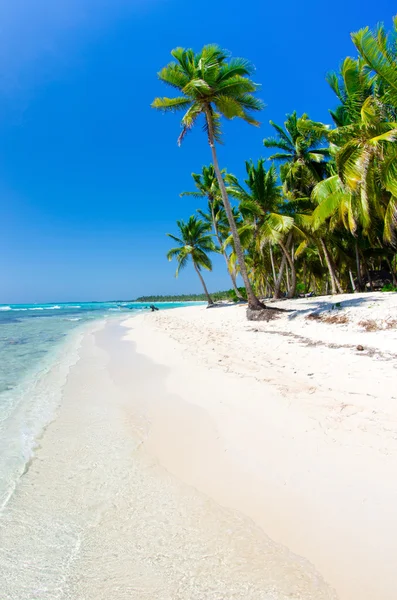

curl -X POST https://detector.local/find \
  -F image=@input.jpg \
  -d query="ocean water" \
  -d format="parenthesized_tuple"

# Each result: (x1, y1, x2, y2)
(0, 301, 196, 509)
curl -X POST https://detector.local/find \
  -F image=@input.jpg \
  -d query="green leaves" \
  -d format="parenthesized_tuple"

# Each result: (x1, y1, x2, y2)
(152, 44, 264, 145)
(166, 215, 217, 278)
(151, 97, 191, 112)
(263, 112, 330, 197)
(352, 19, 397, 108)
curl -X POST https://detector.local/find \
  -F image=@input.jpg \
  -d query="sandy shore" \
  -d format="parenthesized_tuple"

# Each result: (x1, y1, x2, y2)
(1, 317, 336, 600)
(1, 292, 396, 599)
(122, 292, 397, 600)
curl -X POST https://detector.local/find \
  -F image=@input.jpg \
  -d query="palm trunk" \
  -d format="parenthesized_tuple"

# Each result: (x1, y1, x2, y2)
(269, 243, 277, 284)
(355, 239, 363, 291)
(385, 257, 397, 286)
(193, 261, 214, 305)
(274, 252, 287, 298)
(279, 238, 297, 299)
(205, 108, 264, 310)
(349, 269, 356, 292)
(274, 231, 292, 298)
(362, 253, 373, 292)
(320, 238, 338, 295)
(210, 204, 244, 300)
(274, 260, 286, 298)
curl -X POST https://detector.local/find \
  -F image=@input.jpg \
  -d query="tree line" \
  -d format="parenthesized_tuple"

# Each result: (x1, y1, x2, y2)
(152, 17, 397, 312)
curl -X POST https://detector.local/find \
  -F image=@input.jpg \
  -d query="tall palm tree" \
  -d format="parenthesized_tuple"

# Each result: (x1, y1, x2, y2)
(152, 44, 265, 311)
(166, 215, 216, 305)
(181, 165, 244, 299)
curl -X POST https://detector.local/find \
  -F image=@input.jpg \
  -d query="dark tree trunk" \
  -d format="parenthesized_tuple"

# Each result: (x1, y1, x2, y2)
(362, 253, 373, 292)
(385, 257, 397, 286)
(193, 262, 214, 305)
(355, 239, 363, 291)
(205, 108, 265, 311)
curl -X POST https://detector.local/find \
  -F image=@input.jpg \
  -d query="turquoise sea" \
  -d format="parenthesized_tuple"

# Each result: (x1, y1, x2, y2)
(0, 301, 197, 509)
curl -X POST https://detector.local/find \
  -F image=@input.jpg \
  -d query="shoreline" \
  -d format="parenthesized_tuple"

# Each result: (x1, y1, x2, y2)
(0, 317, 108, 512)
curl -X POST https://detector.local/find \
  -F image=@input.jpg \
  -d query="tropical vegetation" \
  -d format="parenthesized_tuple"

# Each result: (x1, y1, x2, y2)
(154, 17, 397, 310)
(166, 215, 216, 305)
(135, 290, 245, 302)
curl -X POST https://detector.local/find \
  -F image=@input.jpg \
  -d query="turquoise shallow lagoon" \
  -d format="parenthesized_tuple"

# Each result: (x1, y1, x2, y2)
(0, 301, 198, 509)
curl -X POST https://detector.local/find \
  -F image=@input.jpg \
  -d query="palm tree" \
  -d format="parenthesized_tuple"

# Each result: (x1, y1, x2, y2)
(181, 165, 244, 299)
(352, 17, 397, 110)
(324, 55, 397, 246)
(263, 112, 330, 197)
(227, 160, 296, 297)
(166, 215, 216, 305)
(152, 44, 265, 311)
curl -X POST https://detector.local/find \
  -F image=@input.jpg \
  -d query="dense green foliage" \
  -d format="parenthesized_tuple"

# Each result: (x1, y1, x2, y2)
(135, 290, 239, 302)
(154, 18, 397, 302)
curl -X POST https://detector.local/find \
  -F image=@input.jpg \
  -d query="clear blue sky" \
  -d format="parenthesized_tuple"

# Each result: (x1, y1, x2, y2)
(0, 0, 393, 302)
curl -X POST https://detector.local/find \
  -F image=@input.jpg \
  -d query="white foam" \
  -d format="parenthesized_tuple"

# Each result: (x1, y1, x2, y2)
(0, 306, 11, 311)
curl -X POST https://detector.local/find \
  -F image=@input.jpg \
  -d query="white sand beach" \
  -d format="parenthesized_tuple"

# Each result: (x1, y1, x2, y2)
(122, 292, 397, 600)
(1, 292, 396, 599)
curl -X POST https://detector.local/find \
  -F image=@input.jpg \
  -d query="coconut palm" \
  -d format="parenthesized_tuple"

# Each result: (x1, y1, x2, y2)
(325, 54, 397, 245)
(352, 17, 397, 110)
(263, 112, 330, 197)
(152, 44, 265, 311)
(166, 215, 216, 305)
(227, 160, 296, 297)
(326, 57, 375, 128)
(181, 165, 244, 299)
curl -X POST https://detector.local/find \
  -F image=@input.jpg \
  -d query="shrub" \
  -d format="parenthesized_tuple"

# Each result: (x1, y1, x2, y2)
(230, 287, 247, 302)
(381, 284, 397, 292)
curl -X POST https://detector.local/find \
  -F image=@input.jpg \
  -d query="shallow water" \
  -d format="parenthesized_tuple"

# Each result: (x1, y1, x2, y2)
(0, 301, 198, 510)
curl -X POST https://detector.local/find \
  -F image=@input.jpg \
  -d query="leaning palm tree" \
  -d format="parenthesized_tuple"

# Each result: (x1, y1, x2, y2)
(152, 44, 265, 311)
(166, 215, 216, 305)
(181, 165, 244, 299)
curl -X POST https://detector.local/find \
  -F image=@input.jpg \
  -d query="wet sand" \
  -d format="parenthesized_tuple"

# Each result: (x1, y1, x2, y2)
(0, 319, 336, 599)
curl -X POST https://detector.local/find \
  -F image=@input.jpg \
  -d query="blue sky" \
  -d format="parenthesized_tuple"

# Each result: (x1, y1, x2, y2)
(0, 0, 394, 302)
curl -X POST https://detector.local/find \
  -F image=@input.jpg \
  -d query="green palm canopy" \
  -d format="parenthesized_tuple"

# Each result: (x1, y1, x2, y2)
(263, 112, 330, 197)
(166, 215, 216, 305)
